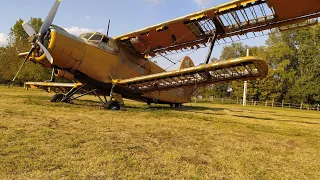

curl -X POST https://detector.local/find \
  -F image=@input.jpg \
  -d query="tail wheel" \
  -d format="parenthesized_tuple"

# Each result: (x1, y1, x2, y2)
(50, 93, 64, 102)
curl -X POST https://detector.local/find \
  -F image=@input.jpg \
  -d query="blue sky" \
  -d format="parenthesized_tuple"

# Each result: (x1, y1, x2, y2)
(0, 0, 268, 69)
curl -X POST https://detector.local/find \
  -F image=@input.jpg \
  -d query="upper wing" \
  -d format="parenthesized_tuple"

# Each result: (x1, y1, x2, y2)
(114, 0, 320, 56)
(113, 56, 268, 93)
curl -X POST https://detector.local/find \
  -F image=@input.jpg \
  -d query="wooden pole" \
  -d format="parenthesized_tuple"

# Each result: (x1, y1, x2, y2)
(300, 103, 303, 110)
(317, 104, 319, 111)
(282, 100, 284, 108)
(272, 99, 274, 108)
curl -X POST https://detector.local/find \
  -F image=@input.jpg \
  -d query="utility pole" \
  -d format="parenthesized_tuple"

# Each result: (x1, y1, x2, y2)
(243, 49, 249, 106)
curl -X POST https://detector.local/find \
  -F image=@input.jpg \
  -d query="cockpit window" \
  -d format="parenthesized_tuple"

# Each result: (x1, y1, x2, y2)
(102, 36, 109, 44)
(79, 32, 119, 53)
(89, 34, 103, 41)
(83, 33, 93, 39)
(99, 36, 119, 53)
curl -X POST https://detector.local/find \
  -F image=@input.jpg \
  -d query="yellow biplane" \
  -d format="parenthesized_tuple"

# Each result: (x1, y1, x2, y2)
(16, 0, 320, 110)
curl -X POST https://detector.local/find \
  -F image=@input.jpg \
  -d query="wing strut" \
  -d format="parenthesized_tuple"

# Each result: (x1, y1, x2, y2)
(204, 32, 218, 64)
(204, 16, 225, 64)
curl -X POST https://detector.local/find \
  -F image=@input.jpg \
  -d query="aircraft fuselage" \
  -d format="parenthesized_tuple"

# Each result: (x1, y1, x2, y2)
(32, 25, 194, 104)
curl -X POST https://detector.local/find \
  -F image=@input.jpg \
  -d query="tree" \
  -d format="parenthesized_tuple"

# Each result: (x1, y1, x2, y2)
(0, 17, 51, 84)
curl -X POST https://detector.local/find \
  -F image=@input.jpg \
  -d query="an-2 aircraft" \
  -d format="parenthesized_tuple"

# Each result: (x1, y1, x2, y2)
(15, 0, 320, 110)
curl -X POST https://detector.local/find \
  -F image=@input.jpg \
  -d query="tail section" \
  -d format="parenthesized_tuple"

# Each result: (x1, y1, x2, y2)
(179, 56, 194, 69)
(180, 56, 196, 102)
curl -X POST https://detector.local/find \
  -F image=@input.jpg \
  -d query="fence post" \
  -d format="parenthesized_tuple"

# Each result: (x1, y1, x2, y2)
(282, 100, 284, 108)
(272, 99, 274, 108)
(221, 98, 223, 102)
(289, 103, 291, 108)
(265, 101, 267, 106)
(237, 97, 239, 104)
(317, 104, 319, 111)
(300, 103, 303, 110)
(251, 99, 254, 105)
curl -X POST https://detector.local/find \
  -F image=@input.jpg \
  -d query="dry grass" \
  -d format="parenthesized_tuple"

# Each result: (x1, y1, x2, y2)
(0, 86, 319, 179)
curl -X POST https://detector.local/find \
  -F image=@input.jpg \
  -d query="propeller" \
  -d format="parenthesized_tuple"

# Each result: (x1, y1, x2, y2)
(12, 46, 35, 82)
(22, 22, 36, 37)
(12, 0, 61, 82)
(39, 0, 61, 36)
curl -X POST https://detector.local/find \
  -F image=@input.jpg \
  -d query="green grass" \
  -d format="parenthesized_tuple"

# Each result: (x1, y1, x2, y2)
(0, 86, 319, 179)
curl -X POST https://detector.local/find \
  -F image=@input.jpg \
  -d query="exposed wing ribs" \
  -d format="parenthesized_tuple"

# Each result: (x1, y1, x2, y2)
(115, 0, 320, 57)
(114, 57, 267, 93)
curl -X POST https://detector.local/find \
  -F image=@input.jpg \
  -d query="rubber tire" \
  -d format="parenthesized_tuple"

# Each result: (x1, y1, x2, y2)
(107, 101, 121, 110)
(50, 93, 64, 102)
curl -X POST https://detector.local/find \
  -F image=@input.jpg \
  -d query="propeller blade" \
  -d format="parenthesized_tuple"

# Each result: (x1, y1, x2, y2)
(22, 22, 36, 37)
(39, 0, 61, 36)
(37, 41, 53, 64)
(12, 46, 35, 82)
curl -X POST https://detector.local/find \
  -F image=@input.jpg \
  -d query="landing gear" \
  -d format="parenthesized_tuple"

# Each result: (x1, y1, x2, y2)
(50, 93, 64, 102)
(50, 93, 73, 103)
(49, 83, 125, 110)
(104, 100, 120, 110)
(45, 68, 56, 83)
(169, 103, 183, 108)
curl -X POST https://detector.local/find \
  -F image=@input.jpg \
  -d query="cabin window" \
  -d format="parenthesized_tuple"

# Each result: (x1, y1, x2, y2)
(128, 61, 133, 68)
(135, 66, 140, 72)
(121, 58, 126, 65)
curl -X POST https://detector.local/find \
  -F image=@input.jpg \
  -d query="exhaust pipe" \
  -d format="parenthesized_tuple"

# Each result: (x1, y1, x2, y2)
(54, 69, 74, 80)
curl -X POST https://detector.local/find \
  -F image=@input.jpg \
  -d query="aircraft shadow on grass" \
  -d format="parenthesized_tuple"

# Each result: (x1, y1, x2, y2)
(69, 99, 225, 112)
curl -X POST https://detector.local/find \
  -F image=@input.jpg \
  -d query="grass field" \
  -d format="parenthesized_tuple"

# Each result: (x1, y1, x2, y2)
(0, 86, 319, 179)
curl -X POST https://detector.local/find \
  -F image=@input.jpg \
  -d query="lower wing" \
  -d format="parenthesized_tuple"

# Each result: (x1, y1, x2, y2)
(114, 56, 268, 92)
(24, 82, 83, 92)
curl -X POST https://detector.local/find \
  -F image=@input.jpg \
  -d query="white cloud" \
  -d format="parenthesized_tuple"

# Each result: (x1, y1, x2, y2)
(64, 27, 94, 36)
(144, 0, 165, 6)
(85, 16, 92, 20)
(0, 33, 8, 47)
(64, 27, 105, 36)
(193, 0, 212, 7)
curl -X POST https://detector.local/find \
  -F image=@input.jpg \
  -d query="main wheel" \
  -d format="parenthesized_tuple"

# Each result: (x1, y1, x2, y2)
(50, 93, 64, 102)
(105, 100, 121, 110)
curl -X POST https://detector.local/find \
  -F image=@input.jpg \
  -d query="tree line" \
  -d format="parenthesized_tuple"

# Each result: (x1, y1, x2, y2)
(0, 18, 319, 104)
(201, 25, 320, 105)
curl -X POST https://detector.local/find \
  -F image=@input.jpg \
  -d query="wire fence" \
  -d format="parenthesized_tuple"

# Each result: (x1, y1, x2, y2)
(193, 96, 320, 112)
